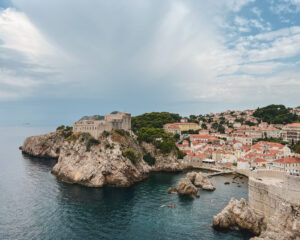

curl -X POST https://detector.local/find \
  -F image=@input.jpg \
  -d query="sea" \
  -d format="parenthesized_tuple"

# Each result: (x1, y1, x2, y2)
(0, 127, 253, 240)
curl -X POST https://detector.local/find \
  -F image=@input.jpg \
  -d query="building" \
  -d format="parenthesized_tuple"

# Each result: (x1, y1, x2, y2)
(163, 122, 199, 134)
(282, 123, 300, 144)
(272, 157, 300, 174)
(73, 112, 131, 139)
(237, 158, 250, 170)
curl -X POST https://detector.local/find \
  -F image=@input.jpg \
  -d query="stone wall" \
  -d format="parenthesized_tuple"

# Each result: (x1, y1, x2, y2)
(248, 170, 300, 218)
(73, 112, 131, 138)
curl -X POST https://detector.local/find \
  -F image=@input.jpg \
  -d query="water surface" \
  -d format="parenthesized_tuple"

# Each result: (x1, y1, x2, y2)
(0, 127, 252, 240)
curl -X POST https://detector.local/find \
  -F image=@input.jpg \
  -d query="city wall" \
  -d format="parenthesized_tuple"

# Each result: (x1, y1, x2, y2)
(248, 170, 300, 218)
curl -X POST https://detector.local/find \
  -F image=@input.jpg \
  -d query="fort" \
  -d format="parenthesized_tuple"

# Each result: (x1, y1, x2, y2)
(73, 112, 131, 139)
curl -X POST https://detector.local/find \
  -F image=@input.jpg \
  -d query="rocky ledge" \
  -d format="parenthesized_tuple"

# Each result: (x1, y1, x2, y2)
(20, 130, 186, 187)
(168, 171, 215, 198)
(213, 198, 300, 240)
(213, 198, 266, 235)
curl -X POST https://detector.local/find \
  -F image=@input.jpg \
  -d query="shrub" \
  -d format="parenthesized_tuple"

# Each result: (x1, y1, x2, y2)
(114, 129, 126, 136)
(57, 125, 73, 139)
(123, 149, 139, 164)
(102, 131, 109, 137)
(56, 125, 65, 131)
(177, 149, 186, 159)
(86, 138, 100, 151)
(143, 153, 156, 166)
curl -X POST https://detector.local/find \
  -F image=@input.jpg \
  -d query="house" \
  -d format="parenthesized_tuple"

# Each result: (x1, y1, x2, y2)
(272, 157, 300, 174)
(282, 123, 300, 144)
(237, 158, 250, 170)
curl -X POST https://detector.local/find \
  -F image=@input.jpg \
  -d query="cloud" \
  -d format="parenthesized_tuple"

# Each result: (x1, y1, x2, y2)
(0, 0, 298, 118)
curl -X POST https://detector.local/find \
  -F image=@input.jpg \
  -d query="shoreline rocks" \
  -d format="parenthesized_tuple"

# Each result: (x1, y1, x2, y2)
(213, 198, 300, 240)
(212, 198, 266, 235)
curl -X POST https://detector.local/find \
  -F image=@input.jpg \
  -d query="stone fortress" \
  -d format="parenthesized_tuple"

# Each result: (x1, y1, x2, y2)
(73, 112, 131, 139)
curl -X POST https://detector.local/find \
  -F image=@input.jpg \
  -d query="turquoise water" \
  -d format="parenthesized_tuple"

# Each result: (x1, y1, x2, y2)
(0, 127, 252, 240)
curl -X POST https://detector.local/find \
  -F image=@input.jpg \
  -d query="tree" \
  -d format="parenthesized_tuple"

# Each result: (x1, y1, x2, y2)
(253, 104, 300, 124)
(201, 123, 207, 129)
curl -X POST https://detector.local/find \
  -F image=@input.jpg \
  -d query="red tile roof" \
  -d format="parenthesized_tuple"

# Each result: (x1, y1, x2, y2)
(274, 157, 300, 164)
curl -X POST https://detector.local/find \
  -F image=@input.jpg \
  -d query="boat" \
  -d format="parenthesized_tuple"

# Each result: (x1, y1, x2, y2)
(167, 205, 176, 208)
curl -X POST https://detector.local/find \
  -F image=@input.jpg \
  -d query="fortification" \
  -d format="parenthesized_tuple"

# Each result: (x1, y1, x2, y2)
(73, 112, 131, 139)
(248, 170, 300, 218)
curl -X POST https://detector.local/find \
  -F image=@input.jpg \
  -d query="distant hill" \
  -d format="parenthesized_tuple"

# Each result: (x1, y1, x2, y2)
(253, 104, 300, 124)
(80, 115, 104, 121)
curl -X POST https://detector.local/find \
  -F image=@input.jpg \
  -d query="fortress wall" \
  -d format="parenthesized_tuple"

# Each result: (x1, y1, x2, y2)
(249, 170, 300, 218)
(285, 175, 300, 204)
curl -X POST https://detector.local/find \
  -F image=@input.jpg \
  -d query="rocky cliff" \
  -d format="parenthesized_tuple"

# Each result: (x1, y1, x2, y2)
(21, 130, 185, 187)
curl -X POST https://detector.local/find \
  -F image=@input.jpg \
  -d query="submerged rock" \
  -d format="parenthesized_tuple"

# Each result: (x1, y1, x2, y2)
(168, 187, 178, 194)
(212, 198, 266, 235)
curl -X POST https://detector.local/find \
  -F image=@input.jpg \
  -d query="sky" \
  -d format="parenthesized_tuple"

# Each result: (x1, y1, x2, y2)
(0, 0, 299, 126)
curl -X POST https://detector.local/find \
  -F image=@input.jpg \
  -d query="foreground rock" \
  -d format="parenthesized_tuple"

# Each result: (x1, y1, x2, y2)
(21, 130, 186, 187)
(177, 178, 199, 198)
(251, 202, 300, 240)
(187, 172, 216, 191)
(213, 198, 266, 235)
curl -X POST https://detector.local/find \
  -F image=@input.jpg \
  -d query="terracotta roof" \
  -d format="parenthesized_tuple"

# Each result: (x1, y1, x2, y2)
(253, 158, 267, 163)
(286, 123, 300, 127)
(238, 158, 248, 162)
(274, 157, 300, 164)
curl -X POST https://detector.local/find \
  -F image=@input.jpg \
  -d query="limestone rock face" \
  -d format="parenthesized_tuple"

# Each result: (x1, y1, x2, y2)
(251, 202, 300, 240)
(213, 198, 266, 235)
(177, 178, 199, 198)
(21, 131, 151, 187)
(51, 139, 150, 187)
(187, 171, 216, 191)
(20, 132, 64, 159)
(141, 142, 185, 171)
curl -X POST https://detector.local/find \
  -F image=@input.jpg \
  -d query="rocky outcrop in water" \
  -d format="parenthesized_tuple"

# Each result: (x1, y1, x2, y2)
(187, 172, 216, 191)
(170, 171, 215, 198)
(212, 198, 266, 235)
(21, 130, 186, 187)
(177, 177, 199, 198)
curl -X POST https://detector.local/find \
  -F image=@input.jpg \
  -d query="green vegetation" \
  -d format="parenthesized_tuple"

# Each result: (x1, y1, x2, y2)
(114, 129, 128, 136)
(181, 129, 199, 134)
(212, 122, 225, 133)
(132, 112, 185, 157)
(143, 153, 156, 166)
(245, 121, 256, 126)
(80, 132, 100, 151)
(253, 104, 300, 124)
(123, 149, 139, 164)
(132, 112, 181, 131)
(201, 123, 207, 129)
(86, 138, 100, 151)
(253, 137, 288, 145)
(292, 141, 300, 154)
(56, 125, 73, 139)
